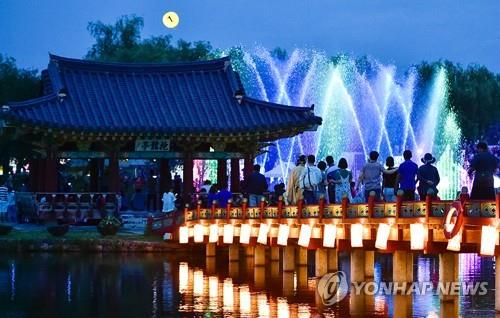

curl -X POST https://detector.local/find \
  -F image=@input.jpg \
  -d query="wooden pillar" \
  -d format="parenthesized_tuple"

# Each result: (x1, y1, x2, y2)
(28, 159, 40, 192)
(254, 266, 265, 289)
(217, 159, 228, 189)
(439, 253, 458, 302)
(393, 251, 414, 284)
(159, 159, 171, 193)
(283, 272, 294, 297)
(297, 247, 308, 266)
(206, 257, 216, 275)
(107, 153, 120, 193)
(315, 248, 328, 277)
(229, 245, 239, 262)
(230, 158, 240, 192)
(283, 246, 295, 272)
(351, 249, 365, 283)
(206, 243, 216, 257)
(393, 295, 413, 317)
(229, 260, 239, 279)
(243, 153, 254, 179)
(254, 245, 266, 266)
(270, 246, 280, 261)
(365, 251, 375, 278)
(245, 246, 255, 257)
(182, 154, 194, 204)
(89, 159, 99, 192)
(328, 249, 338, 272)
(45, 158, 58, 192)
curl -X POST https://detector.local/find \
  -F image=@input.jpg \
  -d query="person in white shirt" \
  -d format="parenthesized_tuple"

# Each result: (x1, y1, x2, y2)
(162, 188, 176, 213)
(299, 155, 323, 204)
(325, 156, 338, 203)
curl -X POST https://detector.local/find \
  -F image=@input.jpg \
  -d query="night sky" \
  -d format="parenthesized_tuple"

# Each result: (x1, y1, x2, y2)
(1, 0, 499, 72)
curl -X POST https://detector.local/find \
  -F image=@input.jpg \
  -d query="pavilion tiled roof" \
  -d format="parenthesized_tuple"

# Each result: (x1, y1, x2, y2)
(1, 55, 321, 137)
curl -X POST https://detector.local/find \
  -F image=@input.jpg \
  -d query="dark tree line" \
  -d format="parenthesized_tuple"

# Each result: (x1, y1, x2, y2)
(0, 15, 499, 142)
(415, 61, 500, 143)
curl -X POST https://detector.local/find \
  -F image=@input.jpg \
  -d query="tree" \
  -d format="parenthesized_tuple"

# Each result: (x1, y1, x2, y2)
(0, 55, 41, 105)
(85, 15, 214, 63)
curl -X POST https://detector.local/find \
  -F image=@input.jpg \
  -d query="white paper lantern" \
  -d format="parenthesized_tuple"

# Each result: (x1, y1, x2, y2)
(480, 225, 497, 256)
(223, 224, 234, 244)
(277, 224, 290, 246)
(410, 223, 425, 250)
(193, 224, 204, 243)
(375, 223, 391, 250)
(179, 226, 189, 244)
(298, 224, 312, 247)
(209, 224, 219, 243)
(323, 224, 337, 248)
(239, 224, 252, 245)
(257, 223, 269, 245)
(350, 224, 364, 247)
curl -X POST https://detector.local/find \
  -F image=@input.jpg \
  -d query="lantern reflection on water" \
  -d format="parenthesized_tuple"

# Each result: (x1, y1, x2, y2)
(193, 270, 204, 296)
(239, 285, 251, 314)
(223, 278, 234, 312)
(178, 262, 189, 294)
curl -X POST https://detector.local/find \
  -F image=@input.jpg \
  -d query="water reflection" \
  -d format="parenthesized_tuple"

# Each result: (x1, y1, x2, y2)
(0, 252, 496, 317)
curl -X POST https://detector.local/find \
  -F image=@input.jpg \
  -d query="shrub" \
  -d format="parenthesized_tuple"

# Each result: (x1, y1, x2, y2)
(97, 216, 122, 236)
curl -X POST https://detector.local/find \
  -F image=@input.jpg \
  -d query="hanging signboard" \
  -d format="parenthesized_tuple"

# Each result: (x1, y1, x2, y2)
(135, 137, 170, 151)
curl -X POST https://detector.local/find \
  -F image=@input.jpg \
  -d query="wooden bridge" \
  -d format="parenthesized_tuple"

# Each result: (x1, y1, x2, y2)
(167, 190, 500, 312)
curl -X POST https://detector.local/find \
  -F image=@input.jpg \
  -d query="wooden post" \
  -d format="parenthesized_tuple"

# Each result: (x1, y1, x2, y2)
(283, 246, 295, 271)
(159, 159, 171, 193)
(365, 251, 375, 278)
(351, 249, 365, 283)
(45, 158, 58, 192)
(439, 253, 458, 302)
(243, 153, 254, 179)
(182, 154, 194, 204)
(89, 158, 99, 192)
(206, 243, 216, 257)
(230, 158, 240, 192)
(315, 248, 328, 277)
(328, 249, 338, 272)
(229, 245, 239, 262)
(270, 247, 280, 261)
(107, 152, 120, 193)
(28, 159, 40, 192)
(393, 251, 414, 284)
(217, 159, 228, 189)
(296, 247, 308, 266)
(254, 245, 266, 266)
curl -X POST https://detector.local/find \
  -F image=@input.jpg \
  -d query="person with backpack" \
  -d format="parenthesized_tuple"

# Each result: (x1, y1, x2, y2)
(331, 158, 353, 203)
(299, 155, 323, 204)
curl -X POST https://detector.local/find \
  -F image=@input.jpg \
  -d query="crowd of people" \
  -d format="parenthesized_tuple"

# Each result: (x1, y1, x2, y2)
(282, 142, 498, 206)
(193, 142, 498, 211)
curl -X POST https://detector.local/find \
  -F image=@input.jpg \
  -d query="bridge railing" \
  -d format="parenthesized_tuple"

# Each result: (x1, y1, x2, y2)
(183, 192, 500, 224)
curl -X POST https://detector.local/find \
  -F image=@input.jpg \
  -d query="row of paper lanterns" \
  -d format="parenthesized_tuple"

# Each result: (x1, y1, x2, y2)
(179, 223, 498, 255)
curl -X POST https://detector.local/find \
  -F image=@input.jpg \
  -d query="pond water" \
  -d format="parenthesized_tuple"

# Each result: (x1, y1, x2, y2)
(0, 252, 495, 317)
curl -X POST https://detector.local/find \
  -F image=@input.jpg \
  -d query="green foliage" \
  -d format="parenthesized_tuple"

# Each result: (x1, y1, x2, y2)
(415, 60, 500, 140)
(85, 15, 214, 63)
(0, 55, 41, 105)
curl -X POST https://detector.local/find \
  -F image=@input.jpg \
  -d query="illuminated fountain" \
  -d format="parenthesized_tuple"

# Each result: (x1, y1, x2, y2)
(225, 47, 463, 199)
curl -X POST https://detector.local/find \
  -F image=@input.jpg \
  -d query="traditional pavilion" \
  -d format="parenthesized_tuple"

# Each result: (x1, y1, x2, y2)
(0, 54, 321, 200)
